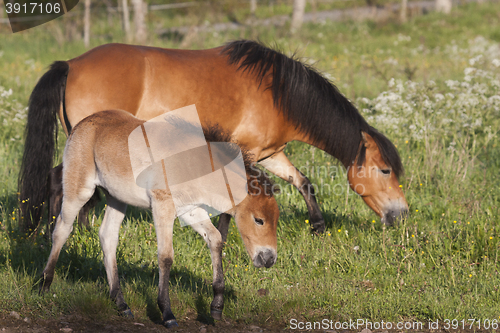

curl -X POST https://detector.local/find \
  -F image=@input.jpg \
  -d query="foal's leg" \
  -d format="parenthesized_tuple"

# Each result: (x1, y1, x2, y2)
(77, 190, 101, 229)
(187, 211, 225, 320)
(98, 196, 132, 317)
(41, 185, 95, 291)
(260, 151, 325, 233)
(48, 164, 100, 232)
(150, 193, 177, 328)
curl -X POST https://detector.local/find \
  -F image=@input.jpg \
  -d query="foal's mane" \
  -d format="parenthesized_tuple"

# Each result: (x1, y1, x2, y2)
(222, 40, 403, 179)
(203, 124, 275, 197)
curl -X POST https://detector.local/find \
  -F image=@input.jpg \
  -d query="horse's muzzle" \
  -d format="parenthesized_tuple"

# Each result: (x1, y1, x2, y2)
(253, 248, 277, 268)
(381, 205, 409, 226)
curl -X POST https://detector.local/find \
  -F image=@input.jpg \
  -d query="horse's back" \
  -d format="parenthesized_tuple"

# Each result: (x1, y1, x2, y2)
(65, 44, 237, 125)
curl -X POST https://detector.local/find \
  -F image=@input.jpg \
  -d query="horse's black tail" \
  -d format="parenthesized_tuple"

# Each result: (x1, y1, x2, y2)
(18, 61, 69, 232)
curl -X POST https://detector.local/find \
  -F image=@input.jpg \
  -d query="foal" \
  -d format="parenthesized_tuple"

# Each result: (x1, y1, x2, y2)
(40, 110, 279, 328)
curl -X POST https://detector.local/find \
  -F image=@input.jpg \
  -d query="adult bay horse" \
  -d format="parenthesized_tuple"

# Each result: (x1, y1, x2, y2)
(19, 39, 408, 234)
(40, 109, 279, 327)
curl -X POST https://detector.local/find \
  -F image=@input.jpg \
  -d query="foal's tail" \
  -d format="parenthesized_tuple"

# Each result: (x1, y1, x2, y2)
(18, 61, 69, 232)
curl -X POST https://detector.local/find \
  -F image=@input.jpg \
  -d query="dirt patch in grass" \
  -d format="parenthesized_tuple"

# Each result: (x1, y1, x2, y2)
(0, 312, 285, 333)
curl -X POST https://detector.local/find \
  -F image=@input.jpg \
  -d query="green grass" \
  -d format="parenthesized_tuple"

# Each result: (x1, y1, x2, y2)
(1, 1, 500, 328)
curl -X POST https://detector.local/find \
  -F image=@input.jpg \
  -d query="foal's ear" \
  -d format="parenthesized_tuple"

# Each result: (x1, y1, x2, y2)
(263, 181, 280, 196)
(361, 131, 376, 150)
(272, 185, 281, 195)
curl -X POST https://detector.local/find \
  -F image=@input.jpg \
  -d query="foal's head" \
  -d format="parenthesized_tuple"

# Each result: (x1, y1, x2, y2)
(231, 165, 279, 268)
(204, 125, 279, 268)
(348, 131, 409, 226)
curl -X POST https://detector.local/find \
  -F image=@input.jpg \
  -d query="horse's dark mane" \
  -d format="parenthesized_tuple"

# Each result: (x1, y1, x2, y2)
(203, 124, 276, 196)
(222, 40, 403, 178)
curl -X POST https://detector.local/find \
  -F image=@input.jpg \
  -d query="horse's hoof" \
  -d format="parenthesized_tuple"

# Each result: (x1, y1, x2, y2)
(122, 309, 134, 318)
(163, 319, 179, 328)
(210, 308, 223, 320)
(311, 219, 325, 233)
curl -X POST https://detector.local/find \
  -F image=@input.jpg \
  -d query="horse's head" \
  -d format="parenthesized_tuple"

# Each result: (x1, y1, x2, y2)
(348, 131, 408, 226)
(230, 167, 279, 268)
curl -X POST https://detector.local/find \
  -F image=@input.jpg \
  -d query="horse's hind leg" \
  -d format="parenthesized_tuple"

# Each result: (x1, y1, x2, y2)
(98, 195, 131, 317)
(150, 193, 177, 328)
(260, 151, 325, 233)
(41, 183, 95, 291)
(184, 208, 224, 320)
(47, 164, 63, 237)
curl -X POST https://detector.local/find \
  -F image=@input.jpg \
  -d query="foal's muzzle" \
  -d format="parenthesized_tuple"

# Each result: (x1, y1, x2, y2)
(253, 248, 277, 268)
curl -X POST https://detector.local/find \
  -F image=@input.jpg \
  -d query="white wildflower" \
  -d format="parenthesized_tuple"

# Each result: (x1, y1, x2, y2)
(435, 93, 445, 102)
(468, 54, 483, 66)
(464, 67, 476, 76)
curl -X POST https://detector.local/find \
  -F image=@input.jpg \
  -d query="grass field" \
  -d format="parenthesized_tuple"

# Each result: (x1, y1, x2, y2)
(0, 2, 500, 330)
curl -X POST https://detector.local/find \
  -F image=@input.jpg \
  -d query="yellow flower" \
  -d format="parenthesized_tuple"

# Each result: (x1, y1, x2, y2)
(338, 229, 341, 233)
(327, 233, 331, 236)
(411, 234, 415, 237)
(399, 185, 403, 188)
(405, 140, 408, 144)
(490, 236, 493, 240)
(235, 265, 238, 268)
(467, 221, 470, 225)
(469, 274, 472, 278)
(415, 209, 418, 212)
(372, 220, 375, 223)
(305, 220, 309, 224)
(453, 221, 457, 223)
(420, 183, 422, 186)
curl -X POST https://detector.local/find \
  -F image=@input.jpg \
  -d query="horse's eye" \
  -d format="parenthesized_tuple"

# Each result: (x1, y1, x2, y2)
(381, 169, 391, 175)
(254, 217, 264, 226)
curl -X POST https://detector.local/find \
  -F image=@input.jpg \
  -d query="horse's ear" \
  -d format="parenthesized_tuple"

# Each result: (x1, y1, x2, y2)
(361, 131, 376, 150)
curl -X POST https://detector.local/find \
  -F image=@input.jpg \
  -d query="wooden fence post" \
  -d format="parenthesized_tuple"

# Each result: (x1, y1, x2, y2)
(84, 0, 91, 48)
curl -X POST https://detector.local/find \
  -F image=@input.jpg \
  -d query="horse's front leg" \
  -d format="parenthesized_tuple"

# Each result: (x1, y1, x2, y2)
(260, 151, 325, 233)
(216, 213, 231, 244)
(182, 208, 224, 320)
(151, 193, 177, 328)
(98, 196, 132, 317)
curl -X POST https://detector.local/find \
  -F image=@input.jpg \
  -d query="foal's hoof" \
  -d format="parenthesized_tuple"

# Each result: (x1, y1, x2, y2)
(163, 319, 179, 328)
(122, 309, 134, 318)
(210, 308, 223, 320)
(37, 275, 52, 294)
